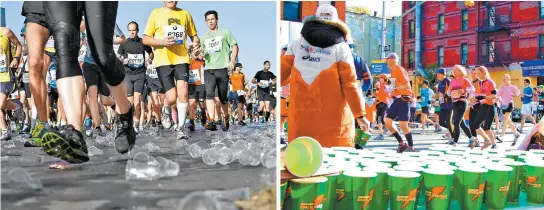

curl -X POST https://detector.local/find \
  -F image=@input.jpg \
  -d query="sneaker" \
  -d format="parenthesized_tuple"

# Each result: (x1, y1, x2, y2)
(447, 139, 456, 145)
(188, 119, 195, 132)
(41, 125, 89, 164)
(496, 136, 503, 143)
(158, 122, 164, 131)
(374, 134, 384, 140)
(442, 133, 451, 140)
(405, 146, 417, 152)
(396, 142, 409, 153)
(177, 130, 189, 140)
(151, 118, 157, 127)
(19, 124, 30, 134)
(238, 121, 247, 126)
(0, 132, 11, 141)
(94, 127, 105, 137)
(481, 140, 492, 150)
(133, 121, 140, 134)
(491, 144, 498, 149)
(517, 127, 523, 134)
(113, 106, 137, 154)
(24, 122, 48, 147)
(469, 137, 478, 149)
(511, 133, 520, 146)
(172, 123, 178, 131)
(205, 122, 217, 131)
(221, 117, 230, 131)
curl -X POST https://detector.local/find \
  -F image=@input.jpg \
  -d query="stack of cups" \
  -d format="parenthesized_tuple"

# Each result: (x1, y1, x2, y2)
(484, 163, 513, 209)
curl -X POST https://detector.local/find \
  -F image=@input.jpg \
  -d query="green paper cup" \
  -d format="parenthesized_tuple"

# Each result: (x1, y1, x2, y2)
(359, 160, 391, 168)
(446, 150, 466, 156)
(354, 129, 372, 147)
(429, 146, 450, 154)
(529, 149, 544, 155)
(500, 160, 525, 204)
(422, 168, 455, 210)
(335, 172, 348, 210)
(290, 176, 328, 210)
(397, 160, 425, 168)
(525, 160, 544, 204)
(315, 167, 341, 210)
(427, 164, 459, 203)
(371, 149, 396, 156)
(393, 165, 425, 207)
(487, 153, 507, 159)
(506, 151, 521, 161)
(467, 149, 485, 156)
(281, 180, 288, 209)
(285, 137, 323, 177)
(486, 148, 502, 155)
(388, 171, 421, 210)
(451, 147, 468, 153)
(488, 157, 512, 163)
(344, 170, 378, 210)
(363, 167, 396, 210)
(458, 166, 488, 210)
(422, 160, 448, 168)
(484, 163, 513, 210)
(377, 157, 399, 168)
(421, 150, 444, 158)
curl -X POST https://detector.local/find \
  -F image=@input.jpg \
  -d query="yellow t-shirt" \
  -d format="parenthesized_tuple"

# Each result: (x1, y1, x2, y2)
(0, 27, 12, 82)
(144, 7, 197, 67)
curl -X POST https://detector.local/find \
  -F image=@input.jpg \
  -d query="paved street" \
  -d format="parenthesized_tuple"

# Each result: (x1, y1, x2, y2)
(1, 125, 275, 210)
(365, 122, 538, 151)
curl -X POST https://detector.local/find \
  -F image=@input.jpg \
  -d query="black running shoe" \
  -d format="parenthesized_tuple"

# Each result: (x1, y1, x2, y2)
(114, 106, 136, 154)
(221, 117, 229, 131)
(158, 122, 164, 131)
(41, 125, 89, 164)
(205, 122, 217, 131)
(188, 119, 195, 132)
(496, 136, 503, 143)
(238, 121, 247, 126)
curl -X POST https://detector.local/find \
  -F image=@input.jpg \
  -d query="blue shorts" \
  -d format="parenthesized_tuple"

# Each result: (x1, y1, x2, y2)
(386, 98, 411, 122)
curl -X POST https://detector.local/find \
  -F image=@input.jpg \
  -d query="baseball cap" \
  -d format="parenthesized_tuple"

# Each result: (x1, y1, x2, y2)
(385, 53, 399, 60)
(437, 68, 446, 75)
(316, 4, 339, 22)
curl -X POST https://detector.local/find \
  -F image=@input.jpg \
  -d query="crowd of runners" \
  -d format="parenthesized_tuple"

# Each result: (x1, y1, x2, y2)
(0, 1, 277, 164)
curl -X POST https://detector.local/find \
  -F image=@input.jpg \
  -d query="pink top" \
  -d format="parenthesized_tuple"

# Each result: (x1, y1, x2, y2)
(497, 85, 521, 105)
(448, 77, 474, 101)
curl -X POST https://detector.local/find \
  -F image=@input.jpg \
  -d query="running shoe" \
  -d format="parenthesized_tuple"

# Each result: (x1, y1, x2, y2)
(172, 123, 178, 131)
(0, 132, 11, 141)
(481, 140, 493, 150)
(374, 134, 384, 140)
(205, 122, 217, 131)
(447, 138, 456, 145)
(517, 127, 523, 134)
(221, 117, 230, 131)
(151, 117, 157, 127)
(396, 142, 409, 153)
(491, 144, 498, 149)
(442, 133, 451, 140)
(177, 130, 188, 140)
(511, 133, 520, 146)
(469, 137, 479, 149)
(495, 135, 503, 143)
(41, 125, 89, 164)
(94, 127, 105, 137)
(188, 119, 195, 132)
(238, 121, 247, 126)
(405, 146, 417, 152)
(133, 121, 140, 134)
(19, 124, 30, 134)
(157, 122, 164, 131)
(24, 122, 48, 147)
(113, 106, 136, 154)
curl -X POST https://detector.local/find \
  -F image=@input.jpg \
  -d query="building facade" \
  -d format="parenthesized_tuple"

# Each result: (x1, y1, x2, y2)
(346, 12, 402, 71)
(0, 7, 5, 27)
(402, 1, 544, 108)
(280, 1, 346, 47)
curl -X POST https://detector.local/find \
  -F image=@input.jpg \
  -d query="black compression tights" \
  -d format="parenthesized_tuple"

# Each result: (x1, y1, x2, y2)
(451, 101, 472, 143)
(204, 69, 229, 104)
(438, 108, 452, 135)
(44, 2, 125, 86)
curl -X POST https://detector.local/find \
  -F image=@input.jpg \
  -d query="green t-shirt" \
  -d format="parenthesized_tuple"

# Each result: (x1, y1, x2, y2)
(200, 28, 237, 70)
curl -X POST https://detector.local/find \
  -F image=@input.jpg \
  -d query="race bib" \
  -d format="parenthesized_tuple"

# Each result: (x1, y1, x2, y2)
(49, 64, 57, 81)
(421, 96, 426, 103)
(205, 36, 223, 53)
(78, 45, 87, 61)
(188, 69, 201, 83)
(127, 53, 144, 69)
(451, 90, 460, 98)
(237, 90, 245, 96)
(146, 66, 158, 79)
(23, 72, 30, 83)
(45, 36, 55, 49)
(0, 54, 6, 73)
(163, 25, 185, 45)
(259, 80, 269, 88)
(539, 105, 544, 111)
(439, 97, 444, 104)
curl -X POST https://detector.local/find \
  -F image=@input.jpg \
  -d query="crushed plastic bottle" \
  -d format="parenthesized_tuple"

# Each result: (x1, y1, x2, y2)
(217, 146, 234, 166)
(261, 148, 276, 169)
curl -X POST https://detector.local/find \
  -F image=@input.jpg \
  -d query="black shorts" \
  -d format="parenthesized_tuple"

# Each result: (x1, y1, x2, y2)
(387, 97, 411, 122)
(257, 89, 273, 102)
(235, 92, 246, 104)
(49, 87, 59, 105)
(421, 106, 430, 115)
(125, 73, 146, 97)
(269, 97, 277, 109)
(501, 103, 514, 113)
(146, 76, 164, 94)
(189, 85, 206, 102)
(376, 102, 388, 124)
(82, 62, 111, 96)
(22, 2, 48, 29)
(21, 83, 31, 98)
(246, 103, 253, 112)
(157, 64, 189, 93)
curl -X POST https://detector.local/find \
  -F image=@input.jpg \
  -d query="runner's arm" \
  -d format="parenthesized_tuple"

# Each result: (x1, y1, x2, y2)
(5, 28, 22, 67)
(281, 41, 295, 85)
(113, 35, 125, 45)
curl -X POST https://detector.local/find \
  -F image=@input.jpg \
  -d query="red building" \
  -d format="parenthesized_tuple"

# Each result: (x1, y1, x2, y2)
(402, 1, 544, 106)
(281, 1, 346, 22)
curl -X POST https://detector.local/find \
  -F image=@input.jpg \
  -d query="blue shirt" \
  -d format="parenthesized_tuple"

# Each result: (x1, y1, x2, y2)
(81, 24, 124, 65)
(420, 88, 431, 107)
(48, 63, 56, 89)
(437, 78, 453, 109)
(523, 87, 533, 104)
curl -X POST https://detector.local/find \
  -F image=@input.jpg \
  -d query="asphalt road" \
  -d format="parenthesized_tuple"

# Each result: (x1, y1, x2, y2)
(1, 124, 276, 210)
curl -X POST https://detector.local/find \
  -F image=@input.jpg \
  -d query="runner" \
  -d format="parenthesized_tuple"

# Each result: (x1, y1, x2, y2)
(521, 79, 537, 132)
(118, 21, 153, 134)
(200, 10, 239, 131)
(382, 53, 415, 153)
(230, 63, 247, 126)
(447, 65, 474, 146)
(537, 85, 544, 120)
(0, 27, 23, 140)
(252, 61, 276, 123)
(143, 1, 200, 139)
(434, 68, 452, 140)
(374, 74, 390, 140)
(469, 66, 498, 149)
(41, 2, 136, 163)
(144, 59, 166, 131)
(269, 79, 277, 122)
(496, 74, 521, 146)
(280, 4, 369, 147)
(187, 45, 207, 131)
(17, 31, 32, 134)
(418, 80, 434, 133)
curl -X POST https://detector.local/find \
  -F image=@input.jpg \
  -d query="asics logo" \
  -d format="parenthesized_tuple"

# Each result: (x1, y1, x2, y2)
(302, 55, 321, 62)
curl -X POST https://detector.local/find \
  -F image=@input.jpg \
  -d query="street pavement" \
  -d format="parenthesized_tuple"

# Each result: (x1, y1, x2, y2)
(365, 122, 537, 151)
(1, 124, 275, 210)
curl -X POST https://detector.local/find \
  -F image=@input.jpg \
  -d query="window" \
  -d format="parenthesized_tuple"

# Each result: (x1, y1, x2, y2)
(539, 35, 544, 57)
(438, 14, 444, 34)
(318, 1, 334, 6)
(408, 20, 415, 38)
(487, 40, 495, 63)
(461, 44, 468, 64)
(408, 50, 415, 69)
(461, 10, 469, 31)
(283, 1, 300, 21)
(409, 1, 416, 8)
(487, 6, 496, 27)
(437, 46, 444, 67)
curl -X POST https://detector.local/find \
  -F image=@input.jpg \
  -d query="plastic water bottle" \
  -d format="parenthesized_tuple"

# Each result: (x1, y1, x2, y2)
(84, 117, 92, 131)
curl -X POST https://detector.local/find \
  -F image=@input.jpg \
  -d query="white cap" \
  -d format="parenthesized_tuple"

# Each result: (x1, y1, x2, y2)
(316, 4, 339, 22)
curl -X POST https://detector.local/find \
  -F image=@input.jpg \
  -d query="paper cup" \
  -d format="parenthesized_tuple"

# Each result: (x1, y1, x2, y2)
(484, 163, 513, 209)
(290, 176, 328, 210)
(525, 160, 544, 204)
(500, 160, 525, 204)
(458, 166, 488, 210)
(422, 168, 455, 210)
(343, 170, 378, 210)
(388, 171, 421, 210)
(363, 167, 396, 210)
